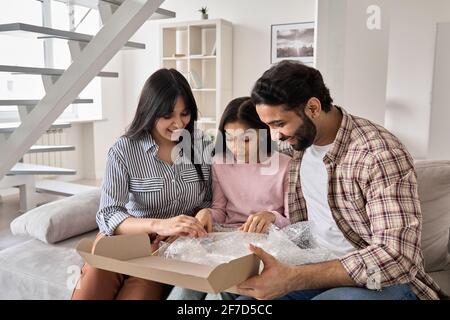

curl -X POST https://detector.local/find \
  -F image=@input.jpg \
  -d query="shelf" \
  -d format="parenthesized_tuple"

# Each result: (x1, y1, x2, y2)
(190, 55, 216, 60)
(0, 99, 93, 106)
(192, 88, 216, 92)
(161, 19, 232, 130)
(50, 0, 176, 20)
(0, 65, 118, 78)
(190, 59, 216, 88)
(162, 57, 188, 61)
(0, 23, 145, 50)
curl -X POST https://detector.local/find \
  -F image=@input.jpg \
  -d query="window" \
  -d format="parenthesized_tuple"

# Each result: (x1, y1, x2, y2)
(0, 0, 102, 123)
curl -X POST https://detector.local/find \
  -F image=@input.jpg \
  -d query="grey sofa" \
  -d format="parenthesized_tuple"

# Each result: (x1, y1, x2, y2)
(0, 188, 101, 300)
(0, 160, 449, 299)
(0, 230, 97, 299)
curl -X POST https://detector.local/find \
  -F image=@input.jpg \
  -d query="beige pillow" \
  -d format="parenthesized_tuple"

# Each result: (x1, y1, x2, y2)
(415, 160, 450, 272)
(10, 188, 101, 244)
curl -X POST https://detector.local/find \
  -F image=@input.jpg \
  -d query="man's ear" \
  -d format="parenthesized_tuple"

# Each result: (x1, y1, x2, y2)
(304, 97, 322, 119)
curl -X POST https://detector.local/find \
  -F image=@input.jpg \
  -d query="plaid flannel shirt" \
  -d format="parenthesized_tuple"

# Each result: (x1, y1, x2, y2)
(281, 106, 447, 300)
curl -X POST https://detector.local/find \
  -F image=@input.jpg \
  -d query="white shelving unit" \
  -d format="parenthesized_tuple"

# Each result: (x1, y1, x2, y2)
(160, 19, 232, 134)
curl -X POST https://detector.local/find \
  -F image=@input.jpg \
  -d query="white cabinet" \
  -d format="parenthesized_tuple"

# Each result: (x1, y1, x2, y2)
(160, 19, 232, 134)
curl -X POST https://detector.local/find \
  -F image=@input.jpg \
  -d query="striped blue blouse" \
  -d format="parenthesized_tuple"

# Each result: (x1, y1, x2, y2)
(96, 131, 213, 235)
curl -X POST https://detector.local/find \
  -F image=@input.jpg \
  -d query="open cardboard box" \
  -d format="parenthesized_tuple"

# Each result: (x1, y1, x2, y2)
(76, 233, 261, 294)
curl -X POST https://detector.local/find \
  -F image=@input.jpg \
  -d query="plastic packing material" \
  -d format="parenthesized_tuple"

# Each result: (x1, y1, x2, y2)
(158, 221, 338, 267)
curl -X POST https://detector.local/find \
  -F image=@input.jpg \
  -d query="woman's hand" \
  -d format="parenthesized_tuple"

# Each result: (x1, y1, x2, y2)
(195, 208, 213, 233)
(239, 211, 276, 233)
(153, 215, 208, 238)
(150, 234, 168, 253)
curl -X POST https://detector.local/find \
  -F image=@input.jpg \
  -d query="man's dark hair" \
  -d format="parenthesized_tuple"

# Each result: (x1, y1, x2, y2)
(251, 60, 333, 112)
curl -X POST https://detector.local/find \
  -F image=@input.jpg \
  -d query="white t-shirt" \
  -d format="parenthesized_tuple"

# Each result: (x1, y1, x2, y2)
(300, 143, 355, 257)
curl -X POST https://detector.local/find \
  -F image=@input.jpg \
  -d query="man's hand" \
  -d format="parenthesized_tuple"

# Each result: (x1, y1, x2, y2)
(236, 244, 296, 299)
(237, 245, 357, 300)
(195, 208, 213, 233)
(240, 211, 276, 233)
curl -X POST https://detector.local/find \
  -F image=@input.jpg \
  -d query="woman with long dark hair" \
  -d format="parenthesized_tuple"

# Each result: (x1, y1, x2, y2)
(72, 68, 212, 300)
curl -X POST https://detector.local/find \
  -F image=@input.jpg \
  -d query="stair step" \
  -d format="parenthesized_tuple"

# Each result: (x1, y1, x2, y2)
(7, 163, 76, 176)
(0, 99, 93, 106)
(0, 122, 71, 133)
(51, 0, 175, 20)
(0, 65, 118, 78)
(27, 145, 75, 154)
(0, 23, 145, 49)
(35, 179, 97, 196)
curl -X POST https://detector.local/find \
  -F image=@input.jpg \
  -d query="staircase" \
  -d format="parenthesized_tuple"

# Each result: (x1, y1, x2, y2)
(0, 0, 175, 211)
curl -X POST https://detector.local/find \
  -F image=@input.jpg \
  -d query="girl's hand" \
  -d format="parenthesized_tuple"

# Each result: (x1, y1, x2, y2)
(195, 208, 213, 233)
(240, 211, 276, 233)
(153, 215, 207, 238)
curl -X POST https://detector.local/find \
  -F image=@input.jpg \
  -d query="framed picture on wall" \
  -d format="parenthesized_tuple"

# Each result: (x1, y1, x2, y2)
(271, 22, 315, 65)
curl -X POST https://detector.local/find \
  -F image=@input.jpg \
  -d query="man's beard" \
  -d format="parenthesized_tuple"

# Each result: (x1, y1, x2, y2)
(284, 114, 317, 151)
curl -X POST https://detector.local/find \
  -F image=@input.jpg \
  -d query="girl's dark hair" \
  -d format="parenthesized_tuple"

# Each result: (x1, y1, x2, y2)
(251, 60, 333, 113)
(125, 68, 205, 182)
(216, 97, 272, 156)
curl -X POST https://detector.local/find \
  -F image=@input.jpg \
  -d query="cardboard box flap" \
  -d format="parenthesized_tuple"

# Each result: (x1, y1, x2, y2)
(77, 238, 94, 254)
(94, 234, 152, 260)
(77, 233, 151, 260)
(208, 254, 260, 292)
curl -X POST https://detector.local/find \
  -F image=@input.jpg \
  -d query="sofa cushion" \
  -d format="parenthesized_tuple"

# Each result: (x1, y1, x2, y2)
(429, 270, 450, 296)
(10, 188, 101, 244)
(415, 160, 450, 272)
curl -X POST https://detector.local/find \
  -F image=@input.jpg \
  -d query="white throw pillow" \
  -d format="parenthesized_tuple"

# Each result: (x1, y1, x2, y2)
(10, 188, 101, 244)
(415, 160, 450, 272)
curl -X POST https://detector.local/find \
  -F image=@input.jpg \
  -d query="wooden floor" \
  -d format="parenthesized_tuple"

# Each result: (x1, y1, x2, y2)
(0, 193, 20, 231)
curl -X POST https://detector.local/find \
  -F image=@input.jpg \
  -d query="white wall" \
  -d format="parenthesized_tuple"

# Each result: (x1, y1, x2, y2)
(53, 52, 126, 181)
(315, 0, 391, 126)
(317, 0, 450, 159)
(121, 0, 316, 123)
(428, 22, 450, 160)
(385, 0, 450, 159)
(92, 53, 127, 179)
(70, 0, 450, 179)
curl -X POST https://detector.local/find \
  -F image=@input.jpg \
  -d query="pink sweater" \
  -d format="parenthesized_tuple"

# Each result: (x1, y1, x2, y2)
(209, 152, 291, 228)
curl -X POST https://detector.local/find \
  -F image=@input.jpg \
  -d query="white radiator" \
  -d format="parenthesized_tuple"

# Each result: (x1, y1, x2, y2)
(22, 128, 66, 172)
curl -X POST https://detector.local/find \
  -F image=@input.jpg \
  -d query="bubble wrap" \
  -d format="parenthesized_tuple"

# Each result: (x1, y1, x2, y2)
(158, 221, 337, 267)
